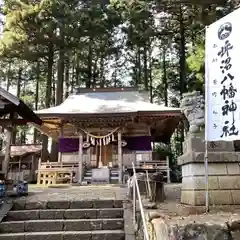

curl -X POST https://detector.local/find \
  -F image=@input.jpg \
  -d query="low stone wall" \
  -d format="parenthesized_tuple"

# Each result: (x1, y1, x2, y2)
(178, 134, 240, 205)
(181, 161, 240, 205)
(142, 211, 240, 240)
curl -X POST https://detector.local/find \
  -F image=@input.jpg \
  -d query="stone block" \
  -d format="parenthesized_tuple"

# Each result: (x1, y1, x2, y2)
(177, 152, 195, 166)
(90, 220, 102, 230)
(181, 190, 205, 205)
(69, 200, 93, 209)
(226, 163, 240, 175)
(221, 153, 239, 162)
(47, 201, 70, 209)
(0, 221, 24, 233)
(6, 210, 39, 221)
(218, 176, 240, 189)
(12, 200, 26, 210)
(25, 232, 63, 240)
(63, 220, 103, 231)
(25, 220, 63, 232)
(231, 190, 240, 204)
(125, 234, 135, 240)
(64, 209, 97, 219)
(182, 163, 227, 177)
(0, 233, 25, 240)
(62, 232, 91, 240)
(91, 230, 124, 240)
(181, 190, 234, 205)
(63, 220, 91, 231)
(151, 217, 232, 240)
(92, 168, 110, 183)
(102, 219, 124, 230)
(179, 151, 240, 165)
(114, 200, 123, 208)
(39, 209, 64, 219)
(210, 190, 233, 205)
(93, 200, 114, 208)
(97, 209, 123, 219)
(181, 176, 219, 190)
(183, 134, 205, 153)
(183, 134, 235, 152)
(25, 201, 47, 210)
(124, 208, 135, 235)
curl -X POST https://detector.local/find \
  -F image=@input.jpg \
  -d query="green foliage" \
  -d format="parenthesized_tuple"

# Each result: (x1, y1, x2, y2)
(187, 37, 204, 91)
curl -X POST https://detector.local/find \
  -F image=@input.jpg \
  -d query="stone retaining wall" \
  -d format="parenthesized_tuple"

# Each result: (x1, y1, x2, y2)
(141, 211, 240, 240)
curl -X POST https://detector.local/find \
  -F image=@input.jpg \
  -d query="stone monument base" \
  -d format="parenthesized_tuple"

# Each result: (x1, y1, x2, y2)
(92, 168, 110, 184)
(178, 134, 240, 205)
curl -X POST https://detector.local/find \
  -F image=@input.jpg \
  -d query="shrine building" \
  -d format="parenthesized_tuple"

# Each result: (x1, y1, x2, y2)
(35, 88, 182, 185)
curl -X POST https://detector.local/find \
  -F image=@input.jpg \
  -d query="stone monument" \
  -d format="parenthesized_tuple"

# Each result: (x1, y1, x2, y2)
(178, 91, 240, 205)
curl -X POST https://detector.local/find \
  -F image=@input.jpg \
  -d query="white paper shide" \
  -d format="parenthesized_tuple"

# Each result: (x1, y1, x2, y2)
(205, 8, 240, 141)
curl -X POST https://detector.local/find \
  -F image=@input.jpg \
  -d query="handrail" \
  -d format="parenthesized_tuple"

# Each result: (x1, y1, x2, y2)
(132, 162, 150, 240)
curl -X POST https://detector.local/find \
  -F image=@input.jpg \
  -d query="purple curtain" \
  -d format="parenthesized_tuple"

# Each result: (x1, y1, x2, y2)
(59, 136, 152, 153)
(59, 138, 79, 153)
(124, 136, 152, 151)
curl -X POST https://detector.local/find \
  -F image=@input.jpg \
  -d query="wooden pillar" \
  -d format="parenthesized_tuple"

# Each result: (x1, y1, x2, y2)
(166, 156, 171, 184)
(18, 157, 21, 181)
(78, 132, 83, 184)
(118, 131, 122, 184)
(37, 156, 42, 184)
(58, 125, 63, 164)
(99, 144, 102, 168)
(2, 126, 13, 179)
(86, 135, 91, 168)
(30, 155, 35, 182)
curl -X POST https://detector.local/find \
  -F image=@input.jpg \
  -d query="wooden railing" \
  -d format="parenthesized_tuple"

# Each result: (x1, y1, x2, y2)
(61, 152, 152, 166)
(126, 158, 171, 183)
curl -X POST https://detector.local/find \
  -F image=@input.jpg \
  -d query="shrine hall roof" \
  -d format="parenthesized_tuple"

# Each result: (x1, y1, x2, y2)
(36, 88, 180, 116)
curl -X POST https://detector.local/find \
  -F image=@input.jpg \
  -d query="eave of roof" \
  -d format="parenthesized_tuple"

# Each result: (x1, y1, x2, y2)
(37, 110, 181, 119)
(0, 87, 42, 126)
(35, 89, 181, 117)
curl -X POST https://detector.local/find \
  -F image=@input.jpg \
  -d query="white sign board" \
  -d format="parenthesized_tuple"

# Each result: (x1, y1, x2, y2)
(205, 8, 240, 141)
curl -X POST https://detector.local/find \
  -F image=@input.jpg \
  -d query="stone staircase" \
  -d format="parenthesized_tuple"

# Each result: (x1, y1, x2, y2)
(83, 168, 119, 184)
(0, 199, 126, 240)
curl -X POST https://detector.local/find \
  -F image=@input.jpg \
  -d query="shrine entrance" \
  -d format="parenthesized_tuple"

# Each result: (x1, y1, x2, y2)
(101, 144, 113, 167)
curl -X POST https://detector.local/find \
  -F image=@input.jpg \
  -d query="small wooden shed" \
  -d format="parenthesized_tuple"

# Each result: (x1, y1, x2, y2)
(0, 144, 42, 182)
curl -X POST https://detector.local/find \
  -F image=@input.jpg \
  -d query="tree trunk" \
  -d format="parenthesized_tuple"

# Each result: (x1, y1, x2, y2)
(75, 55, 80, 86)
(99, 55, 105, 88)
(179, 5, 187, 97)
(163, 49, 168, 106)
(137, 48, 141, 86)
(149, 61, 153, 103)
(52, 73, 56, 106)
(56, 45, 64, 105)
(86, 36, 93, 88)
(179, 5, 186, 156)
(12, 66, 22, 145)
(6, 62, 11, 91)
(71, 63, 75, 93)
(2, 112, 14, 178)
(41, 44, 54, 162)
(143, 44, 148, 91)
(51, 40, 65, 162)
(65, 54, 70, 99)
(34, 61, 40, 143)
(92, 58, 98, 88)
